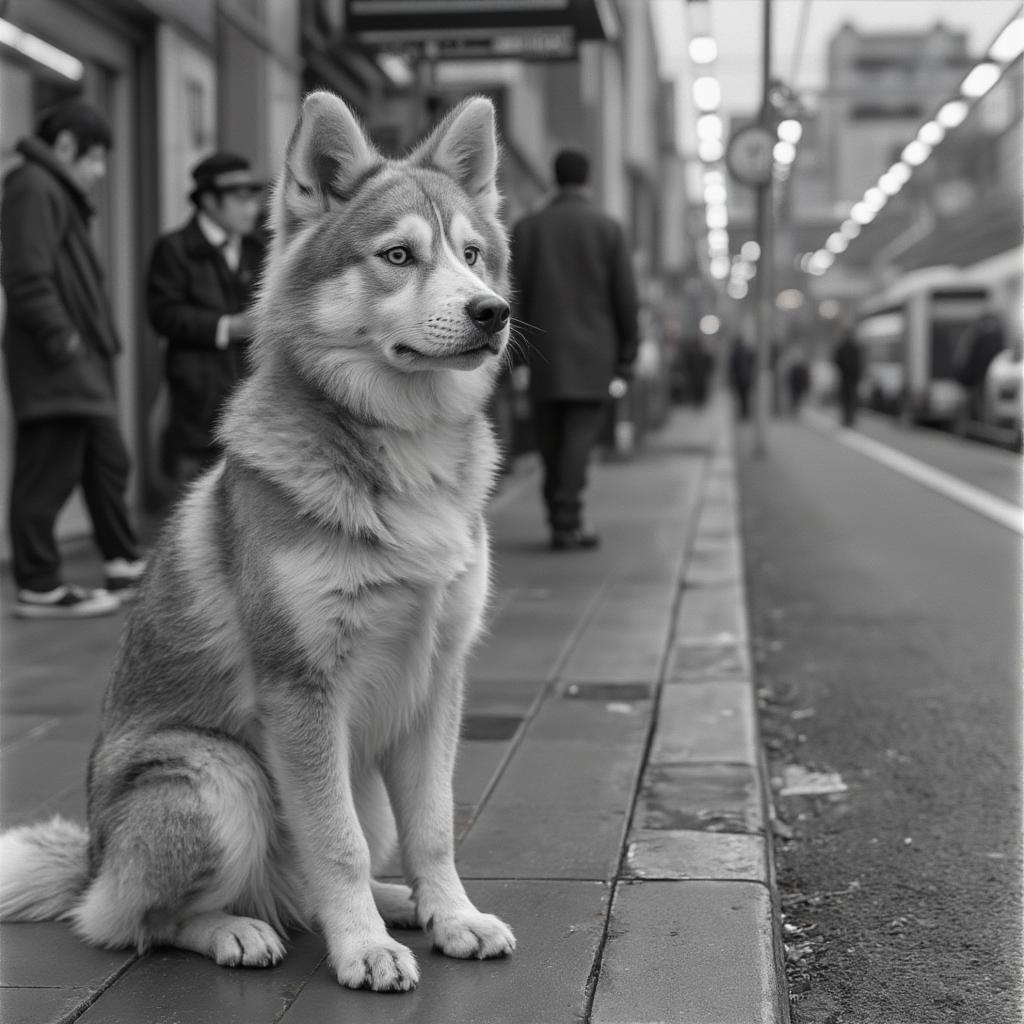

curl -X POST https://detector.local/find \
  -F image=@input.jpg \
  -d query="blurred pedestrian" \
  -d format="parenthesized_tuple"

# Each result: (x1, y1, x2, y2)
(833, 331, 863, 428)
(147, 153, 265, 486)
(1, 100, 145, 619)
(728, 336, 755, 420)
(683, 336, 713, 407)
(953, 311, 1005, 423)
(786, 353, 810, 415)
(510, 148, 638, 551)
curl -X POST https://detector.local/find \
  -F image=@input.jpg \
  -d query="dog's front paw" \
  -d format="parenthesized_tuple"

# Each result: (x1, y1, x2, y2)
(333, 937, 419, 992)
(429, 911, 516, 960)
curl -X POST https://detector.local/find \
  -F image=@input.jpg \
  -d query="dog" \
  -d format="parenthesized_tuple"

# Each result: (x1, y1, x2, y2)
(0, 90, 516, 993)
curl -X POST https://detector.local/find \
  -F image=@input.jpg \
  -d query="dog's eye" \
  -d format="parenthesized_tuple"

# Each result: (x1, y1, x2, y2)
(464, 245, 481, 266)
(381, 246, 412, 266)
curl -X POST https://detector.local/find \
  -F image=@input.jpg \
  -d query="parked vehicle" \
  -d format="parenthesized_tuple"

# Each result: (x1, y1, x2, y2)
(853, 266, 989, 425)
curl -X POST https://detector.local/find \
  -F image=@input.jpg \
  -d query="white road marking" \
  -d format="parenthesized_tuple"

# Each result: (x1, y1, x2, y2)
(805, 410, 1023, 535)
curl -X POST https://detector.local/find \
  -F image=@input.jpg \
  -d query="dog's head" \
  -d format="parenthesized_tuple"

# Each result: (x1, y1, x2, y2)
(257, 91, 510, 427)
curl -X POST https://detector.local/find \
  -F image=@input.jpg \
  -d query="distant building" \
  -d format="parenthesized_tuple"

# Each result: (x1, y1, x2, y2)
(822, 22, 972, 205)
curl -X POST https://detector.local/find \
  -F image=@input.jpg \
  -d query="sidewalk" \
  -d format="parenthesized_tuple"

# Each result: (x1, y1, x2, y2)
(0, 394, 788, 1024)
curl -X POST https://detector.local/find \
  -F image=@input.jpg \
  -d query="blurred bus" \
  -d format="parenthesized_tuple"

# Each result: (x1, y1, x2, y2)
(957, 248, 1023, 448)
(854, 266, 989, 425)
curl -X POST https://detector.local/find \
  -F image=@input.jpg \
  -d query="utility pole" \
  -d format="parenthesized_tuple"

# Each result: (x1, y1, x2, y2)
(753, 0, 774, 457)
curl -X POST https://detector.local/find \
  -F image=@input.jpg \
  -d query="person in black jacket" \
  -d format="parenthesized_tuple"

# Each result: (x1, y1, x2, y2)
(833, 331, 864, 427)
(1, 101, 144, 619)
(510, 149, 639, 551)
(146, 153, 265, 485)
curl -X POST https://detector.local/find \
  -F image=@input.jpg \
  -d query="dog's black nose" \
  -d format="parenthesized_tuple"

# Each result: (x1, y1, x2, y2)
(466, 296, 510, 335)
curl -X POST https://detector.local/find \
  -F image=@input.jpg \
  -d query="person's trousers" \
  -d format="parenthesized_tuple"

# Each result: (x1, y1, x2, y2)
(531, 399, 608, 533)
(9, 416, 140, 591)
(839, 385, 859, 427)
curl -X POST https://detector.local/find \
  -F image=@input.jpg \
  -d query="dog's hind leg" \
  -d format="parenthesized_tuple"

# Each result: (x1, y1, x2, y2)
(168, 910, 286, 966)
(74, 731, 287, 966)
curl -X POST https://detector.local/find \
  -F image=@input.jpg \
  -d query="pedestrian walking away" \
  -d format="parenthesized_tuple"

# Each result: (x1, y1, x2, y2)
(147, 152, 266, 486)
(1, 100, 144, 618)
(833, 330, 864, 428)
(728, 335, 755, 421)
(510, 147, 639, 551)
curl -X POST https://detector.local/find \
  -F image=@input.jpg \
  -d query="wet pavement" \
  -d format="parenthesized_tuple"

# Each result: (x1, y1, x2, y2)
(0, 395, 786, 1024)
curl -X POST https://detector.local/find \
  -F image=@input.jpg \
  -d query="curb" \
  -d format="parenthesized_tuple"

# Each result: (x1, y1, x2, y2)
(590, 400, 790, 1024)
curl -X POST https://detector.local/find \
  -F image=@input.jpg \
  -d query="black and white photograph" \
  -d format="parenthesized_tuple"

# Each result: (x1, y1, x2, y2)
(0, 1, 1020, 1022)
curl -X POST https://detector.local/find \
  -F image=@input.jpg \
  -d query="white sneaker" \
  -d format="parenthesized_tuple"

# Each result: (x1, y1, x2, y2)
(15, 585, 121, 619)
(103, 558, 146, 600)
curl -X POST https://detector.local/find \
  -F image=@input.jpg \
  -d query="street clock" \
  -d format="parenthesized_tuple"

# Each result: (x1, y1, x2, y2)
(726, 124, 776, 187)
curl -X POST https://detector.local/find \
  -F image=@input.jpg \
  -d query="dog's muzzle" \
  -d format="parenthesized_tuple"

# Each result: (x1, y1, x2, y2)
(465, 296, 510, 341)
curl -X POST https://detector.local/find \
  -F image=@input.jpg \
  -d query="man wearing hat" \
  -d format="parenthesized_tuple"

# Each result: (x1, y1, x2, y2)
(146, 152, 266, 486)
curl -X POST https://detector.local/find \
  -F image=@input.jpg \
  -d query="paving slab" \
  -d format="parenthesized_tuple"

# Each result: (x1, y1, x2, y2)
(590, 880, 783, 1024)
(633, 763, 765, 834)
(649, 683, 758, 767)
(624, 830, 768, 883)
(467, 587, 599, 682)
(465, 674, 546, 716)
(673, 585, 748, 645)
(278, 881, 609, 1024)
(457, 698, 651, 880)
(0, 921, 137, 1024)
(0, 737, 93, 823)
(559, 583, 677, 684)
(73, 930, 326, 1024)
(667, 640, 751, 683)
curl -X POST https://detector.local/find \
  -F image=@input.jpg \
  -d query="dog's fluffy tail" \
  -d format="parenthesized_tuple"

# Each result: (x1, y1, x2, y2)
(0, 816, 89, 921)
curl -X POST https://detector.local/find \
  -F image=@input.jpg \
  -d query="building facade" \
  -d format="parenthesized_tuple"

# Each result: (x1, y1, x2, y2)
(1, 0, 679, 550)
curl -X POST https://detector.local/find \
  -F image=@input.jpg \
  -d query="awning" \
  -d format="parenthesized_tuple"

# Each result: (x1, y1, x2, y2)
(344, 0, 621, 46)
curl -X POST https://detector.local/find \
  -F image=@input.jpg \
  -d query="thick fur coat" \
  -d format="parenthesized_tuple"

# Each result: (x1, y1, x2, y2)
(0, 91, 515, 993)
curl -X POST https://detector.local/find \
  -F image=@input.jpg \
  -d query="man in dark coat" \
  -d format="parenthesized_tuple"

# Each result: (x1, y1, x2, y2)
(834, 331, 864, 427)
(510, 148, 639, 551)
(1, 100, 144, 618)
(146, 152, 265, 484)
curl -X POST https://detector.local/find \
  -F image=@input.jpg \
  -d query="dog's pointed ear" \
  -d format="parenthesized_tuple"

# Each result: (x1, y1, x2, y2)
(414, 97, 500, 214)
(279, 91, 379, 229)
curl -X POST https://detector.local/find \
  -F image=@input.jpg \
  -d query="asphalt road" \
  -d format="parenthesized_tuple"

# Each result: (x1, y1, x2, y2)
(737, 412, 1022, 1024)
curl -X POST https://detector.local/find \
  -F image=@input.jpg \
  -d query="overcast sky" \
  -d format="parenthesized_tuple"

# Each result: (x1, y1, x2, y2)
(651, 0, 1022, 114)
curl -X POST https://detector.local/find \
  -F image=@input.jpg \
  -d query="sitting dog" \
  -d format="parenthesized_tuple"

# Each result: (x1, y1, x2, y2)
(0, 90, 516, 993)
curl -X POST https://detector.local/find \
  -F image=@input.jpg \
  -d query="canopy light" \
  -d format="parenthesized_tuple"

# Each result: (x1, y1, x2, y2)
(773, 140, 797, 166)
(960, 61, 1001, 99)
(863, 187, 886, 211)
(901, 140, 931, 166)
(850, 202, 876, 226)
(989, 16, 1024, 64)
(689, 35, 718, 65)
(699, 313, 721, 334)
(740, 240, 761, 262)
(777, 118, 803, 145)
(840, 219, 862, 239)
(704, 182, 727, 205)
(697, 113, 723, 141)
(692, 76, 721, 112)
(727, 279, 749, 301)
(698, 138, 725, 162)
(936, 99, 969, 129)
(0, 17, 83, 80)
(709, 257, 730, 280)
(825, 232, 849, 254)
(705, 204, 728, 230)
(917, 120, 945, 147)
